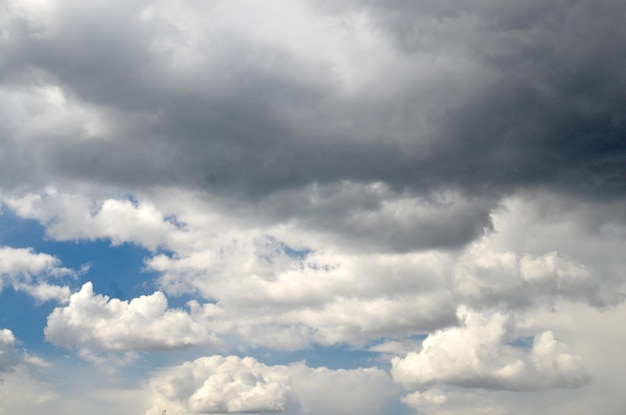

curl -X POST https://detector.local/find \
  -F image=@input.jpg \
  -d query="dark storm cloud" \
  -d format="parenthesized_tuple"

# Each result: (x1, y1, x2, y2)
(328, 0, 626, 199)
(1, 0, 624, 249)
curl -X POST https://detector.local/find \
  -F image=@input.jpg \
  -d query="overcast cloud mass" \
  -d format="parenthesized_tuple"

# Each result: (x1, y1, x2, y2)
(0, 0, 624, 414)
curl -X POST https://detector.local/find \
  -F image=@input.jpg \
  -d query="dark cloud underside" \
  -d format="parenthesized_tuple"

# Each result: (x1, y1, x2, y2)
(1, 0, 623, 205)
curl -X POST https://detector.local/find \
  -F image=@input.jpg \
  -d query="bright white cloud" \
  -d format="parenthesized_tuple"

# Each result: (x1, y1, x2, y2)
(5, 192, 188, 251)
(0, 246, 71, 278)
(45, 282, 217, 352)
(146, 355, 396, 415)
(0, 246, 74, 302)
(19, 282, 71, 303)
(153, 246, 456, 349)
(391, 306, 589, 392)
(147, 355, 294, 414)
(0, 329, 15, 349)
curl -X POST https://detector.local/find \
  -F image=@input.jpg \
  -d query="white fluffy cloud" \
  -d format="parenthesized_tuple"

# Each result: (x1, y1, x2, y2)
(5, 192, 189, 251)
(148, 356, 294, 414)
(391, 306, 589, 392)
(6, 189, 622, 354)
(45, 282, 217, 352)
(0, 246, 74, 302)
(146, 355, 396, 415)
(153, 246, 457, 349)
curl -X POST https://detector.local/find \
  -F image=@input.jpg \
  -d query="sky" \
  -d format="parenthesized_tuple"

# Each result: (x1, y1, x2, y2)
(0, 0, 625, 414)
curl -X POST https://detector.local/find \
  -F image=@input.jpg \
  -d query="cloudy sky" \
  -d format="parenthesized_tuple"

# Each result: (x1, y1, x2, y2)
(0, 0, 625, 414)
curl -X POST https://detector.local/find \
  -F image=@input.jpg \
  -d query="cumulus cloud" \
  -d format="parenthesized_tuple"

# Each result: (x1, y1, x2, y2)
(5, 191, 187, 251)
(391, 306, 589, 392)
(45, 282, 217, 352)
(148, 355, 294, 414)
(0, 246, 75, 302)
(146, 355, 396, 415)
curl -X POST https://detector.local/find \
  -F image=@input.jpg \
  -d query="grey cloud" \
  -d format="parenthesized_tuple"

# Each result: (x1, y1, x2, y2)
(321, 0, 626, 199)
(453, 249, 624, 310)
(232, 183, 495, 252)
(0, 0, 624, 252)
(0, 329, 19, 372)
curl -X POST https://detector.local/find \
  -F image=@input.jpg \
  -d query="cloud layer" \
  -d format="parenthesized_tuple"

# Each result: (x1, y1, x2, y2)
(0, 0, 624, 414)
(146, 355, 396, 415)
(1, 0, 623, 208)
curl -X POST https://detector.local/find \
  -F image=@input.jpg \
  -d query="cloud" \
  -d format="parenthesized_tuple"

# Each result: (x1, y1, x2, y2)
(6, 181, 494, 255)
(150, 243, 458, 348)
(0, 246, 75, 302)
(0, 329, 50, 373)
(146, 355, 396, 415)
(5, 188, 621, 354)
(1, 0, 622, 216)
(315, 0, 626, 200)
(148, 355, 294, 414)
(453, 244, 624, 309)
(401, 389, 448, 408)
(0, 1, 625, 412)
(247, 183, 495, 252)
(5, 191, 187, 251)
(286, 363, 397, 415)
(0, 329, 19, 372)
(0, 370, 61, 414)
(44, 282, 217, 352)
(391, 306, 589, 392)
(0, 366, 148, 415)
(0, 246, 72, 278)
